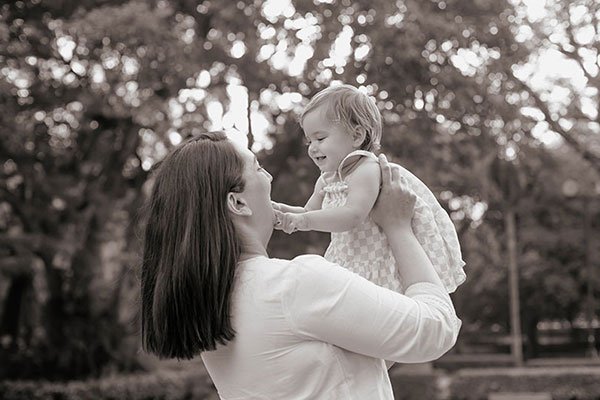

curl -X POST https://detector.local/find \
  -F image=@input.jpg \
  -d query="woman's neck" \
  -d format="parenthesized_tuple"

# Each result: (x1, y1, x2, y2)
(239, 251, 267, 263)
(235, 221, 270, 261)
(239, 239, 268, 263)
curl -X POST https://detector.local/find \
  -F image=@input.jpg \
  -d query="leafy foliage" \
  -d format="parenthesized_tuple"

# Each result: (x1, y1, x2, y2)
(0, 0, 598, 379)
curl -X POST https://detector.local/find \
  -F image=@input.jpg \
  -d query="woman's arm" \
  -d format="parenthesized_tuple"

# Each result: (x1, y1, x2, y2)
(283, 160, 380, 233)
(282, 155, 460, 362)
(370, 155, 445, 288)
(283, 255, 461, 363)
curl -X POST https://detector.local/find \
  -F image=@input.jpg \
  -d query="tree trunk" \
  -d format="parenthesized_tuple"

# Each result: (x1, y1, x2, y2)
(38, 209, 130, 379)
(524, 313, 539, 360)
(506, 209, 524, 366)
(0, 275, 31, 339)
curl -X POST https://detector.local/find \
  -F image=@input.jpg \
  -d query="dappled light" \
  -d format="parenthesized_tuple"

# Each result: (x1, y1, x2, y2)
(0, 0, 599, 397)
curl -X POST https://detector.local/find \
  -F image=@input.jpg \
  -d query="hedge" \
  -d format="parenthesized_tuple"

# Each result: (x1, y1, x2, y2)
(390, 371, 443, 400)
(449, 367, 600, 400)
(3, 365, 600, 400)
(0, 368, 219, 400)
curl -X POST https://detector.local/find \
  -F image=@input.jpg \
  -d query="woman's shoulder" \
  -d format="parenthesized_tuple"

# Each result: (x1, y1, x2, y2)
(281, 255, 368, 316)
(286, 254, 357, 289)
(240, 255, 291, 274)
(241, 254, 351, 288)
(238, 255, 345, 303)
(290, 254, 332, 268)
(240, 254, 331, 277)
(236, 256, 301, 300)
(264, 254, 335, 275)
(255, 254, 345, 281)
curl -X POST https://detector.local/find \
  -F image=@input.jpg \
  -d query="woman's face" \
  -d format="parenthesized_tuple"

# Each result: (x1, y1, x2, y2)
(231, 140, 276, 228)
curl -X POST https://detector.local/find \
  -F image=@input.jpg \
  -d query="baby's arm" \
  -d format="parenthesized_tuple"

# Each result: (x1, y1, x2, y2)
(272, 202, 306, 214)
(303, 175, 326, 212)
(296, 160, 380, 233)
(272, 176, 326, 214)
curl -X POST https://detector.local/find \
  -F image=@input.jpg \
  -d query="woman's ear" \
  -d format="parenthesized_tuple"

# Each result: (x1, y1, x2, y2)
(227, 192, 253, 216)
(352, 126, 367, 148)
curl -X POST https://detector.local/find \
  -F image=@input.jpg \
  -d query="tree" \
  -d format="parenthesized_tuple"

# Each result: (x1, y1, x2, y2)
(1, 0, 596, 379)
(505, 0, 600, 173)
(452, 143, 600, 358)
(0, 0, 312, 379)
(0, 0, 209, 379)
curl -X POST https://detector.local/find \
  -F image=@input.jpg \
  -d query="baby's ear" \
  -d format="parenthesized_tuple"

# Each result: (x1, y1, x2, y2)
(226, 192, 253, 216)
(352, 126, 367, 147)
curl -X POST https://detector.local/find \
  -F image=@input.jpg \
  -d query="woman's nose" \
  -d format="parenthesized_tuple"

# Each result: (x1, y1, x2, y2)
(264, 169, 273, 182)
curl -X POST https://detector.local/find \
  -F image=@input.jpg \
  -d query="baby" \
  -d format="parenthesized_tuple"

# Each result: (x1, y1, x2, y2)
(273, 84, 465, 293)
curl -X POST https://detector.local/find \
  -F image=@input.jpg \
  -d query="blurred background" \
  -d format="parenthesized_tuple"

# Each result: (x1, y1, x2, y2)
(1, 0, 599, 399)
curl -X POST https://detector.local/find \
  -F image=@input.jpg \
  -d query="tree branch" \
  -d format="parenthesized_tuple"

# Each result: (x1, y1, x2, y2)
(0, 256, 34, 278)
(561, 8, 600, 91)
(554, 45, 599, 90)
(0, 233, 62, 255)
(514, 78, 600, 174)
(590, 1, 600, 59)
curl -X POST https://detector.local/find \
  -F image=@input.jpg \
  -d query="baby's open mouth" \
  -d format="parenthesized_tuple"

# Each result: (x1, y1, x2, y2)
(315, 156, 326, 162)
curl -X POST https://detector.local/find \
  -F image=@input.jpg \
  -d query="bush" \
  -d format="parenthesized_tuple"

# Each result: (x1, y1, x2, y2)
(389, 371, 443, 400)
(450, 367, 600, 400)
(0, 369, 218, 400)
(4, 364, 600, 400)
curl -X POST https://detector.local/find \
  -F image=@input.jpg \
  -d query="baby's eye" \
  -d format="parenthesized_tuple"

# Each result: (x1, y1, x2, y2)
(317, 137, 325, 142)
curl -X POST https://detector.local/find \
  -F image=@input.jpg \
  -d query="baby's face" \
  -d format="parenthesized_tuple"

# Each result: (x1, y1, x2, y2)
(302, 109, 357, 173)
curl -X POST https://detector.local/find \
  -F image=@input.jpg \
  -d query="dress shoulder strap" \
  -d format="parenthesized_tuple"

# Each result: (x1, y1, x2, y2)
(337, 150, 378, 181)
(320, 170, 338, 185)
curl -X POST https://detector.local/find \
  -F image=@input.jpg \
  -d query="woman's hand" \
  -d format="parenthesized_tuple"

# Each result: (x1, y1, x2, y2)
(370, 154, 416, 232)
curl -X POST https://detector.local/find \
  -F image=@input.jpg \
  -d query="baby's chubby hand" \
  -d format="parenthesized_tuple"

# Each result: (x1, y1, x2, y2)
(273, 209, 284, 228)
(273, 212, 308, 234)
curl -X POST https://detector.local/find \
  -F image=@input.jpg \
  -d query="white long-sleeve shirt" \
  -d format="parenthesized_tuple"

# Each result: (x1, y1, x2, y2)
(201, 254, 461, 399)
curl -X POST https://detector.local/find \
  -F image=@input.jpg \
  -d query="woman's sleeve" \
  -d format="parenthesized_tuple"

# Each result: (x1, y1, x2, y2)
(282, 255, 462, 363)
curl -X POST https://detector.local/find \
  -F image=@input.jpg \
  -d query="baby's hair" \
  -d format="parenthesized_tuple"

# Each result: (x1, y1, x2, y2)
(300, 84, 382, 152)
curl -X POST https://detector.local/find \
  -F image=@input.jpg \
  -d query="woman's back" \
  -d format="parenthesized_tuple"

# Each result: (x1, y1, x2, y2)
(201, 254, 460, 399)
(201, 255, 395, 399)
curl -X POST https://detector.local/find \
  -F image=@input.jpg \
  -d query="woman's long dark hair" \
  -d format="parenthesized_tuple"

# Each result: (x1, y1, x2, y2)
(141, 131, 245, 358)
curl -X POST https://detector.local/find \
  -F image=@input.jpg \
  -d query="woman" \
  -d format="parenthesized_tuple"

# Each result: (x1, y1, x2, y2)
(141, 131, 460, 399)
